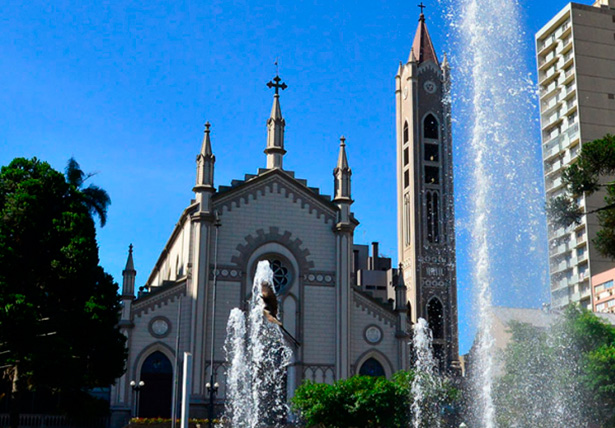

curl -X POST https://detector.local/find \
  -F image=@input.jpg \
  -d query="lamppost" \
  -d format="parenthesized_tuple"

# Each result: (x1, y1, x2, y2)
(207, 211, 222, 428)
(206, 381, 219, 426)
(130, 380, 145, 418)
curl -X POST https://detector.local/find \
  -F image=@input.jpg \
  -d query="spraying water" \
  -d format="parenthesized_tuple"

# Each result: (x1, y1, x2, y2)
(411, 318, 441, 428)
(223, 261, 293, 428)
(437, 0, 548, 426)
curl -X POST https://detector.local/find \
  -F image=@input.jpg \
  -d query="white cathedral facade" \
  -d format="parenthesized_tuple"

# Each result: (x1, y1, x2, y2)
(110, 12, 458, 426)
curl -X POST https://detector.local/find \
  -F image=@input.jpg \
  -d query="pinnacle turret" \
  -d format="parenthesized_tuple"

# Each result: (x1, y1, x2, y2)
(265, 75, 287, 169)
(194, 122, 216, 193)
(333, 136, 352, 203)
(122, 244, 136, 297)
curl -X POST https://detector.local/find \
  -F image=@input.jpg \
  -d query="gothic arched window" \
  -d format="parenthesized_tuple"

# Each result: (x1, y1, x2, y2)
(359, 358, 386, 377)
(427, 298, 444, 339)
(426, 191, 440, 244)
(424, 114, 439, 140)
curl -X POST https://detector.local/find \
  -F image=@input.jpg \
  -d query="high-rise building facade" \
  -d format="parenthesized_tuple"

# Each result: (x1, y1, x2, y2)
(536, 0, 615, 309)
(396, 12, 460, 372)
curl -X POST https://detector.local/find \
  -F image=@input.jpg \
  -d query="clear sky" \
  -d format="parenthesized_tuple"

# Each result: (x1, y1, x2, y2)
(1, 0, 576, 354)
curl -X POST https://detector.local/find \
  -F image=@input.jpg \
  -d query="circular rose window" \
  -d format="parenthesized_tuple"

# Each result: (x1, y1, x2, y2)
(269, 259, 291, 293)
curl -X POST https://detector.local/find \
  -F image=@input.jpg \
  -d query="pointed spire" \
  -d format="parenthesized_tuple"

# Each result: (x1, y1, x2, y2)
(265, 74, 287, 169)
(337, 136, 349, 170)
(125, 243, 135, 271)
(201, 121, 213, 156)
(194, 122, 216, 203)
(122, 244, 136, 297)
(409, 8, 439, 65)
(334, 136, 352, 203)
(394, 263, 408, 312)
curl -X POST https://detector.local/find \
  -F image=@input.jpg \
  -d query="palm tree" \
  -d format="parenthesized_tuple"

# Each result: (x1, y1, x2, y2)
(65, 158, 111, 227)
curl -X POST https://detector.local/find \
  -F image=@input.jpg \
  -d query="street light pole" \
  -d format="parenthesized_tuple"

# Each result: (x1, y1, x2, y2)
(208, 211, 222, 428)
(129, 380, 145, 418)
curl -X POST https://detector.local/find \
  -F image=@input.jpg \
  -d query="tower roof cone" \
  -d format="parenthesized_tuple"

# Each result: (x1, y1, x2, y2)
(124, 244, 135, 271)
(201, 122, 213, 156)
(409, 12, 439, 65)
(337, 136, 349, 170)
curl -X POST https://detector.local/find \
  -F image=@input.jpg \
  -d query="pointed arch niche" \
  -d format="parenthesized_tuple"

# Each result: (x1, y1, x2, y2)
(355, 350, 393, 378)
(426, 297, 444, 340)
(423, 114, 439, 140)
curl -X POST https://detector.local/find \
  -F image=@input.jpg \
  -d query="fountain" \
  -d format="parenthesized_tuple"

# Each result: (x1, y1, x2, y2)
(411, 318, 442, 428)
(223, 261, 293, 428)
(437, 0, 548, 426)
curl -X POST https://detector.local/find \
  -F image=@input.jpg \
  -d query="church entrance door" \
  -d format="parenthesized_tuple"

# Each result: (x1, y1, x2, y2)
(139, 351, 173, 418)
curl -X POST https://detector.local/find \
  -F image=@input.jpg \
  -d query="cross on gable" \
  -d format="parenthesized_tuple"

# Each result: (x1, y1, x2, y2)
(267, 75, 287, 95)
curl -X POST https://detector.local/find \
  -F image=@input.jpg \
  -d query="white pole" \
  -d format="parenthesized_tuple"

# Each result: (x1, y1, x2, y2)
(180, 352, 192, 428)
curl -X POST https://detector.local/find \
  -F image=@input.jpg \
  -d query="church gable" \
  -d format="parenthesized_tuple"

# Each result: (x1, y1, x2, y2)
(214, 169, 338, 225)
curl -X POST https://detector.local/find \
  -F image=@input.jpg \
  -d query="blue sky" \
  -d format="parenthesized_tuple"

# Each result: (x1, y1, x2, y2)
(1, 0, 575, 353)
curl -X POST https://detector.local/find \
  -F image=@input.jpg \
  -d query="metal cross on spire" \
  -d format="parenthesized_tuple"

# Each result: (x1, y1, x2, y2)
(267, 75, 287, 95)
(418, 2, 426, 13)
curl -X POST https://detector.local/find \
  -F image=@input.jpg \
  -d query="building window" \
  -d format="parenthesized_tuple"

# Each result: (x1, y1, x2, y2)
(424, 144, 439, 162)
(425, 166, 439, 184)
(404, 170, 409, 188)
(424, 114, 439, 139)
(404, 148, 409, 166)
(359, 358, 385, 377)
(404, 194, 411, 246)
(269, 259, 291, 293)
(404, 121, 409, 145)
(427, 298, 444, 339)
(426, 191, 440, 243)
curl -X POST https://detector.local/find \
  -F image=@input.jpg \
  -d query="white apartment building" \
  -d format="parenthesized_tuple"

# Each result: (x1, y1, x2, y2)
(536, 0, 615, 308)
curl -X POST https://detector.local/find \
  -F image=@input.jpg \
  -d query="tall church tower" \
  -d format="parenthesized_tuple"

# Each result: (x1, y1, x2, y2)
(396, 10, 459, 372)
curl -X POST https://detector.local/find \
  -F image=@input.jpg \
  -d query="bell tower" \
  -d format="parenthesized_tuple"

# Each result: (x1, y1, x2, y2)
(395, 7, 459, 373)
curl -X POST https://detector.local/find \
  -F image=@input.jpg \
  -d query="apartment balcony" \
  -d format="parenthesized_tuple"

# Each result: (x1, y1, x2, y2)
(543, 139, 563, 161)
(562, 38, 573, 55)
(559, 23, 572, 40)
(538, 34, 558, 55)
(541, 96, 561, 116)
(562, 68, 575, 86)
(562, 52, 574, 70)
(540, 83, 560, 100)
(546, 175, 564, 192)
(539, 68, 561, 86)
(564, 101, 577, 117)
(538, 51, 559, 71)
(563, 85, 576, 101)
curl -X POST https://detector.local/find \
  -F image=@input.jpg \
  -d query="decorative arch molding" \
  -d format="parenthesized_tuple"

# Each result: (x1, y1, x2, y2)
(354, 349, 394, 378)
(232, 227, 314, 274)
(132, 341, 176, 381)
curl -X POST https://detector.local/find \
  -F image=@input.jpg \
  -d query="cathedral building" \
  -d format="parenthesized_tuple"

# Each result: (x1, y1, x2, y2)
(110, 11, 459, 426)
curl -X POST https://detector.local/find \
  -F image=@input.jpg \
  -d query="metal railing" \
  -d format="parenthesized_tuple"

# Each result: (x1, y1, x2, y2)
(0, 414, 108, 428)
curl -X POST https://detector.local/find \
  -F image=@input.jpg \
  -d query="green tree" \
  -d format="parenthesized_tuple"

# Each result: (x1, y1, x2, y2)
(494, 307, 615, 427)
(0, 158, 126, 427)
(547, 134, 615, 258)
(292, 371, 459, 427)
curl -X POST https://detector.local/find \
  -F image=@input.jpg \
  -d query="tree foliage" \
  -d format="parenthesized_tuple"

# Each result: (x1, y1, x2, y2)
(494, 307, 615, 427)
(291, 371, 459, 428)
(0, 158, 126, 423)
(547, 134, 615, 258)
